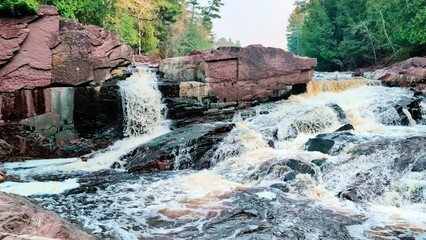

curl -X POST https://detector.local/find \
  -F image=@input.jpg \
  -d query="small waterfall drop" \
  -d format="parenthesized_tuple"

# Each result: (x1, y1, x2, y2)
(118, 67, 168, 137)
(24, 67, 171, 172)
(306, 78, 381, 96)
(1, 70, 425, 239)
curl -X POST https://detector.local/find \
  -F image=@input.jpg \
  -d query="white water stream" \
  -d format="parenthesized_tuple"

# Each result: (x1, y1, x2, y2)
(1, 72, 426, 239)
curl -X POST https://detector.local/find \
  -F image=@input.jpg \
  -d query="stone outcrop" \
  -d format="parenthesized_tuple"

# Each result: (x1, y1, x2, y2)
(363, 57, 426, 92)
(124, 123, 235, 173)
(0, 82, 124, 162)
(0, 6, 133, 92)
(159, 45, 317, 103)
(0, 192, 95, 240)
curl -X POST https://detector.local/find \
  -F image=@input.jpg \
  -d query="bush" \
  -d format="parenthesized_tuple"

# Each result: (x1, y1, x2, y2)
(0, 0, 38, 17)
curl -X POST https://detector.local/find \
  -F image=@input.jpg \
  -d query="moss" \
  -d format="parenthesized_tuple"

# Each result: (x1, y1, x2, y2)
(0, 0, 38, 17)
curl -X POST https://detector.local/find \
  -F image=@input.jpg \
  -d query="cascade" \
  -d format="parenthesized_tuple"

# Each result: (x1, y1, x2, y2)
(1, 73, 426, 239)
(306, 78, 381, 96)
(118, 67, 168, 137)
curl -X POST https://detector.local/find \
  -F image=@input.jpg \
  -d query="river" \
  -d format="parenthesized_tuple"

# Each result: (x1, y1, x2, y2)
(1, 68, 425, 240)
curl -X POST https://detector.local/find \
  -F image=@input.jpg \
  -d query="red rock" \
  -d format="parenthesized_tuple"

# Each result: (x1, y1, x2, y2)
(159, 45, 316, 102)
(0, 192, 95, 240)
(368, 57, 426, 92)
(0, 6, 133, 92)
(134, 55, 161, 67)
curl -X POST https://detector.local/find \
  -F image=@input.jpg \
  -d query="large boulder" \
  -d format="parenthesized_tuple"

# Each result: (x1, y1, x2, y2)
(124, 123, 235, 173)
(0, 192, 95, 240)
(363, 57, 426, 92)
(159, 45, 317, 103)
(0, 6, 133, 92)
(172, 188, 360, 239)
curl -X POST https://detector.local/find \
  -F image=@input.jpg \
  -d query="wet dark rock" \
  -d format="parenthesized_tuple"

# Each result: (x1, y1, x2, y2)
(306, 132, 360, 155)
(349, 137, 426, 172)
(311, 158, 328, 167)
(330, 137, 426, 202)
(125, 123, 235, 173)
(240, 108, 257, 120)
(0, 170, 20, 183)
(327, 103, 347, 123)
(397, 98, 423, 123)
(306, 138, 335, 154)
(270, 183, 290, 193)
(286, 159, 316, 175)
(335, 124, 354, 132)
(338, 190, 361, 202)
(249, 159, 315, 184)
(411, 155, 426, 172)
(267, 139, 275, 148)
(284, 172, 297, 181)
(179, 189, 361, 239)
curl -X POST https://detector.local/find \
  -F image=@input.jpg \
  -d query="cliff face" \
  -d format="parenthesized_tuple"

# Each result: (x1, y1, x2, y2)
(159, 45, 317, 103)
(0, 6, 131, 161)
(0, 5, 133, 92)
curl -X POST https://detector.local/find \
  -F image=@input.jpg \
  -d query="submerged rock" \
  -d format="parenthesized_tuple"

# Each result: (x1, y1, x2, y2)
(170, 189, 360, 239)
(125, 123, 235, 173)
(305, 132, 361, 155)
(328, 136, 426, 202)
(0, 192, 95, 240)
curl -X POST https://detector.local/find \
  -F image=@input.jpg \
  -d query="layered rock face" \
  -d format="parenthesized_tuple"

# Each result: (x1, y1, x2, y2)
(0, 6, 130, 161)
(0, 6, 133, 92)
(0, 192, 95, 240)
(363, 57, 426, 92)
(0, 83, 124, 162)
(159, 45, 317, 102)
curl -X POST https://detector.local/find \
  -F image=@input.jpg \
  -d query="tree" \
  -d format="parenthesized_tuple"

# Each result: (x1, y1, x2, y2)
(286, 0, 426, 70)
(300, 0, 337, 70)
(287, 6, 304, 55)
(0, 0, 38, 16)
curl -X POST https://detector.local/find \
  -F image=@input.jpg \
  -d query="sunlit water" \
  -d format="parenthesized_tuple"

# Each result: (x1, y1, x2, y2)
(1, 73, 426, 239)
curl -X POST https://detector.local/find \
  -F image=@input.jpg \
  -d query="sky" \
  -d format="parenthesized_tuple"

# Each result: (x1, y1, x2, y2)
(210, 0, 297, 50)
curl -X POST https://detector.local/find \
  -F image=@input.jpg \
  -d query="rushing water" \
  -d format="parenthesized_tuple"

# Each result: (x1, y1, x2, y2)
(1, 71, 426, 239)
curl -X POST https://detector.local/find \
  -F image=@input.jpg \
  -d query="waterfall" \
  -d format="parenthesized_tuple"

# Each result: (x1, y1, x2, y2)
(1, 71, 425, 239)
(19, 67, 171, 172)
(118, 67, 168, 137)
(306, 78, 381, 96)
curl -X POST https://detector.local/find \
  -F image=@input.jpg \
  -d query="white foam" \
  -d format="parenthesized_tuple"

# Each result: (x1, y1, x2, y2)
(0, 178, 79, 196)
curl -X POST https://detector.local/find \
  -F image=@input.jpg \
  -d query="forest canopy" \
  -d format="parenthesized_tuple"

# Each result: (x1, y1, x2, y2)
(287, 0, 426, 70)
(1, 0, 229, 57)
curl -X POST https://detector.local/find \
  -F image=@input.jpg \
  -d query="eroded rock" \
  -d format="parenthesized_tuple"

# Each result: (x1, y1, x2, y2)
(0, 6, 133, 92)
(125, 123, 235, 172)
(159, 45, 316, 103)
(0, 192, 95, 240)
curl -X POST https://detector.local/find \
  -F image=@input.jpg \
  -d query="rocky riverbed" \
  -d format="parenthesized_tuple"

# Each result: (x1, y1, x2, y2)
(0, 67, 425, 239)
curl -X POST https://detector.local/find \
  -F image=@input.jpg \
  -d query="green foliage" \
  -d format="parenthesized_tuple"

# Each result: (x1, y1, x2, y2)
(39, 0, 112, 26)
(176, 21, 211, 55)
(215, 37, 241, 47)
(0, 0, 38, 17)
(286, 7, 304, 55)
(287, 0, 426, 70)
(13, 0, 222, 56)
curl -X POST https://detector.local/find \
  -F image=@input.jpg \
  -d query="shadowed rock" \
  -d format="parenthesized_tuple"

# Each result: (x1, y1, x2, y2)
(125, 123, 235, 173)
